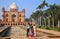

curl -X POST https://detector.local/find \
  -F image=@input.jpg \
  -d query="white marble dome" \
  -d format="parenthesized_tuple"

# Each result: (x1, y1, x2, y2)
(9, 3, 18, 9)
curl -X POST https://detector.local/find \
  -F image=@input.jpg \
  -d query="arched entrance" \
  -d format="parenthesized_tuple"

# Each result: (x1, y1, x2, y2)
(12, 14, 16, 22)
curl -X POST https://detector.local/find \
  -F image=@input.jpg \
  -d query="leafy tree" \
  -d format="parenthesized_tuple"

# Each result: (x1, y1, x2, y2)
(49, 4, 59, 28)
(37, 0, 48, 9)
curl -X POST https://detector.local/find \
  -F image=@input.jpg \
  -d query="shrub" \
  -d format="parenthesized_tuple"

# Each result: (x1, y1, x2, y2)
(58, 27, 60, 32)
(37, 26, 41, 28)
(39, 26, 41, 28)
(45, 26, 50, 30)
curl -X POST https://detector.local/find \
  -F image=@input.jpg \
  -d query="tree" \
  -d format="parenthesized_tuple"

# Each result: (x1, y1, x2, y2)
(56, 5, 60, 28)
(44, 9, 51, 28)
(49, 4, 59, 28)
(31, 10, 43, 25)
(37, 0, 48, 9)
(37, 0, 48, 26)
(25, 18, 32, 22)
(42, 11, 48, 27)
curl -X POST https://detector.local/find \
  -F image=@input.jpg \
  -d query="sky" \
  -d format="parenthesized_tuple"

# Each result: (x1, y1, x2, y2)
(0, 0, 60, 19)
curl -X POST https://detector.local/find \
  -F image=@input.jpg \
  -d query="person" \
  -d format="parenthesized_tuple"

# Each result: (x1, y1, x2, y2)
(29, 24, 34, 37)
(33, 24, 37, 37)
(26, 23, 30, 37)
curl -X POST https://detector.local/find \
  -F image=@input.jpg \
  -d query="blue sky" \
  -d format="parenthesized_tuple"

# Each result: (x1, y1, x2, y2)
(0, 0, 60, 19)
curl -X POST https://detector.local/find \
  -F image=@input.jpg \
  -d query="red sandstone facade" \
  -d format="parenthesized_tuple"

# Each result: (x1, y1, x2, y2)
(1, 3, 25, 25)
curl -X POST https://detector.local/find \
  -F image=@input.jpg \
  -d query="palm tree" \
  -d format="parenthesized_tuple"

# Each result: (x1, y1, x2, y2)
(42, 11, 48, 28)
(49, 4, 58, 29)
(35, 10, 41, 25)
(45, 9, 51, 28)
(37, 0, 48, 9)
(37, 0, 48, 26)
(38, 10, 43, 26)
(31, 10, 41, 25)
(56, 5, 60, 28)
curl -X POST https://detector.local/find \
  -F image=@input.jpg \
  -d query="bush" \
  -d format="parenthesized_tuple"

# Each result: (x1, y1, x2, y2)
(54, 27, 58, 31)
(39, 26, 41, 28)
(45, 26, 50, 30)
(37, 26, 41, 28)
(37, 25, 60, 32)
(58, 27, 60, 32)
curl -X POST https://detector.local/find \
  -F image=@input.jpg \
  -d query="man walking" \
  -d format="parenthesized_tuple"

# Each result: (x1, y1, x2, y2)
(26, 23, 30, 37)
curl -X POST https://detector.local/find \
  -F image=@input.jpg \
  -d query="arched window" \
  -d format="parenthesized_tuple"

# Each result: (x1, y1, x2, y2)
(19, 15, 21, 17)
(6, 18, 8, 22)
(8, 24, 9, 25)
(12, 14, 16, 18)
(19, 19, 21, 22)
(6, 14, 8, 17)
(12, 14, 16, 22)
(12, 19, 15, 22)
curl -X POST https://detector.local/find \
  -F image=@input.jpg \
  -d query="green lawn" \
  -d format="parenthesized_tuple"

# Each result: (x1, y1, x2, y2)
(37, 26, 60, 32)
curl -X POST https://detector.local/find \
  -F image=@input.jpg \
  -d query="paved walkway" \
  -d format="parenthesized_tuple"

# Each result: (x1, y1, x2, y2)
(1, 25, 60, 39)
(10, 26, 46, 39)
(0, 25, 60, 39)
(10, 26, 26, 37)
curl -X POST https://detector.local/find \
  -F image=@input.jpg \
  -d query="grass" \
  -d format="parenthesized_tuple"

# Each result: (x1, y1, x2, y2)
(54, 27, 60, 32)
(37, 26, 60, 32)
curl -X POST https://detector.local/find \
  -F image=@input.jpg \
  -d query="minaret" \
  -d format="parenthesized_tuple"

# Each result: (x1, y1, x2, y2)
(21, 8, 25, 22)
(2, 7, 5, 22)
(22, 8, 25, 13)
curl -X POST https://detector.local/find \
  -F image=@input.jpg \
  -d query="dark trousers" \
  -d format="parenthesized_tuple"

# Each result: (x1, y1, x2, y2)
(27, 29, 29, 36)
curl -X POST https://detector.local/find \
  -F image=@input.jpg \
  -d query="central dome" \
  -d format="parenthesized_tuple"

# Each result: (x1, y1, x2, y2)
(9, 3, 18, 9)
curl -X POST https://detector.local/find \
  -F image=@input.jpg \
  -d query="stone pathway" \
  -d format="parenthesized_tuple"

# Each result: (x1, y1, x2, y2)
(10, 26, 26, 37)
(10, 26, 50, 39)
(0, 25, 60, 39)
